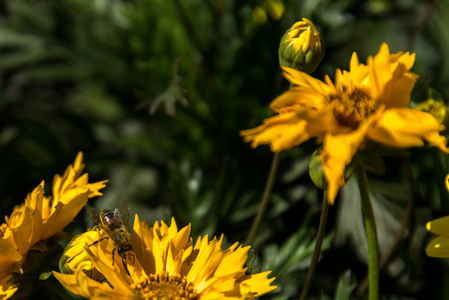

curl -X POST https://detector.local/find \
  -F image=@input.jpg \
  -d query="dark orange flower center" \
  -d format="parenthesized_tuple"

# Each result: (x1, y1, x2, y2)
(131, 272, 198, 300)
(327, 87, 378, 128)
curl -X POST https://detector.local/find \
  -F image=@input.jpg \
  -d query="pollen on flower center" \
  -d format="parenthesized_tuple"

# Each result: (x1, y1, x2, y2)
(328, 87, 378, 128)
(131, 272, 198, 300)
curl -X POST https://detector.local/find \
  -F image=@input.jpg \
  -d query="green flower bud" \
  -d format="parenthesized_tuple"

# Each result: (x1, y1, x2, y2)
(279, 18, 325, 74)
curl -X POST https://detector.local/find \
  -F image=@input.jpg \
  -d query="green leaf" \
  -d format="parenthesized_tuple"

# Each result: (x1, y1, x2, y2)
(334, 270, 355, 300)
(39, 271, 53, 281)
(335, 176, 408, 263)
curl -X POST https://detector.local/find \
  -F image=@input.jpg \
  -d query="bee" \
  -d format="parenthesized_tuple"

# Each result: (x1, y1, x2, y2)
(87, 200, 134, 264)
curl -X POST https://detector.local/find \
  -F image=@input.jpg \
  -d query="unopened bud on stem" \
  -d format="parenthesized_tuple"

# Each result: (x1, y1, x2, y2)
(279, 18, 325, 74)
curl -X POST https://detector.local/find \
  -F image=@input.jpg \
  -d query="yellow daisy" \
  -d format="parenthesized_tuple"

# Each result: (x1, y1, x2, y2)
(54, 216, 277, 299)
(241, 43, 449, 204)
(0, 152, 107, 299)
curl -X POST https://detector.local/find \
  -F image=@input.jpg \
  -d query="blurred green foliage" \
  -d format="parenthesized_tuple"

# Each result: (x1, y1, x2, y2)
(2, 0, 449, 299)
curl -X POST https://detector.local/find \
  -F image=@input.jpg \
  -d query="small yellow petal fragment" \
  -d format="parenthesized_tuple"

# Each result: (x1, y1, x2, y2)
(435, 244, 441, 248)
(426, 222, 431, 231)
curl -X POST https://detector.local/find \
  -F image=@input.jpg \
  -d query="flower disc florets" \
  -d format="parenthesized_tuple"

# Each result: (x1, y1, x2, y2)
(131, 272, 197, 300)
(328, 86, 378, 128)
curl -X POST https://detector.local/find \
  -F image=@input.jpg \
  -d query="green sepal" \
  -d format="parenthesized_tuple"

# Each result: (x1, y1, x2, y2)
(309, 147, 327, 190)
(309, 147, 357, 191)
(58, 234, 80, 274)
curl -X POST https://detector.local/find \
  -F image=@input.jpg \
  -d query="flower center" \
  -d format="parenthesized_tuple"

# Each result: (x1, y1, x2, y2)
(132, 272, 198, 300)
(327, 87, 377, 128)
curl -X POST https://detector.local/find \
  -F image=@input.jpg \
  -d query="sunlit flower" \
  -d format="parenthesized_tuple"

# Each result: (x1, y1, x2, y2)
(54, 217, 277, 299)
(0, 152, 107, 299)
(241, 43, 449, 204)
(278, 18, 325, 73)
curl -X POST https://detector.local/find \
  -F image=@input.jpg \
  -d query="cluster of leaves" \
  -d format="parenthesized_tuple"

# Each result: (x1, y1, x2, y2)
(1, 0, 449, 299)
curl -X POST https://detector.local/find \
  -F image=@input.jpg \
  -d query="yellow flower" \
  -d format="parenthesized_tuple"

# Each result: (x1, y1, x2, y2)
(0, 152, 107, 299)
(241, 43, 449, 204)
(54, 216, 277, 299)
(278, 18, 325, 73)
(268, 1, 284, 21)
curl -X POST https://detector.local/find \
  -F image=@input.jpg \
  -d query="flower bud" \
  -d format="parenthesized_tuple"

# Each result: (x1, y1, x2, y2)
(59, 230, 105, 281)
(415, 88, 449, 129)
(278, 18, 325, 74)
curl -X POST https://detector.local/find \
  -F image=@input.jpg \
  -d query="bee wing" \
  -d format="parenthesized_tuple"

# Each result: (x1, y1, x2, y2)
(118, 199, 130, 229)
(87, 205, 102, 226)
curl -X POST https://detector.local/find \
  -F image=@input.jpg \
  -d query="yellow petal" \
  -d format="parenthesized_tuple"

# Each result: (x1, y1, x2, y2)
(368, 108, 447, 150)
(0, 274, 18, 300)
(0, 239, 23, 264)
(9, 206, 41, 255)
(169, 223, 192, 259)
(42, 189, 89, 240)
(426, 236, 449, 258)
(426, 216, 449, 235)
(86, 245, 133, 293)
(132, 215, 155, 276)
(320, 113, 378, 204)
(53, 270, 121, 299)
(240, 111, 311, 152)
(269, 86, 324, 112)
(446, 174, 449, 192)
(214, 245, 250, 277)
(382, 67, 418, 107)
(238, 271, 277, 297)
(281, 66, 332, 95)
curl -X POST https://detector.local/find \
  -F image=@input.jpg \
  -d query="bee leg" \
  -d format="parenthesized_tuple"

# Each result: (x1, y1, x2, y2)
(88, 236, 109, 246)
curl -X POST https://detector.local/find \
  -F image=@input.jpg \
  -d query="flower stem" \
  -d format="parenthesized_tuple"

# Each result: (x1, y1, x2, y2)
(299, 192, 329, 300)
(356, 161, 379, 300)
(245, 152, 281, 246)
(355, 159, 413, 297)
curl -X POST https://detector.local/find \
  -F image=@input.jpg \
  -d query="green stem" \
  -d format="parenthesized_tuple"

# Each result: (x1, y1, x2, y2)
(299, 192, 329, 300)
(245, 152, 281, 245)
(356, 161, 379, 300)
(355, 159, 413, 297)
